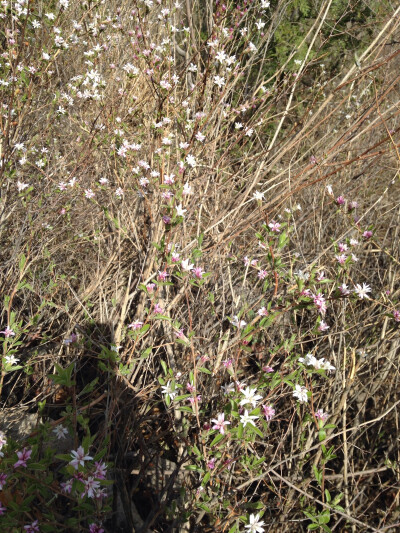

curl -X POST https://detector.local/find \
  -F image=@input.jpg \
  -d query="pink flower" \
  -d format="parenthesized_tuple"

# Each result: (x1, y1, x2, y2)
(335, 254, 347, 265)
(268, 221, 281, 232)
(211, 413, 230, 435)
(0, 327, 15, 338)
(128, 320, 143, 330)
(14, 448, 32, 468)
(262, 366, 274, 373)
(207, 458, 216, 470)
(94, 462, 107, 479)
(147, 283, 156, 293)
(318, 320, 329, 332)
(162, 215, 171, 224)
(393, 310, 400, 322)
(258, 270, 267, 280)
(24, 520, 39, 533)
(258, 307, 268, 316)
(89, 525, 105, 533)
(0, 473, 8, 489)
(85, 189, 95, 199)
(69, 446, 92, 470)
(158, 270, 168, 281)
(223, 359, 233, 368)
(336, 195, 345, 205)
(175, 329, 185, 340)
(186, 383, 195, 393)
(313, 293, 327, 315)
(61, 479, 73, 493)
(192, 267, 204, 279)
(153, 303, 163, 314)
(338, 242, 348, 252)
(82, 477, 101, 499)
(363, 230, 373, 239)
(262, 405, 276, 421)
(315, 409, 329, 421)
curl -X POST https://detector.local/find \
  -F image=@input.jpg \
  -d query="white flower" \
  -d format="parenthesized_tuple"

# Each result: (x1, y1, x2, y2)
(4, 355, 19, 366)
(245, 513, 265, 533)
(69, 446, 92, 470)
(161, 380, 177, 400)
(354, 283, 372, 299)
(183, 182, 192, 195)
(240, 410, 259, 428)
(53, 425, 68, 439)
(186, 154, 196, 168)
(253, 190, 264, 201)
(293, 384, 309, 403)
(181, 259, 194, 271)
(17, 181, 29, 192)
(213, 75, 225, 88)
(239, 387, 263, 408)
(232, 316, 247, 329)
(176, 204, 187, 217)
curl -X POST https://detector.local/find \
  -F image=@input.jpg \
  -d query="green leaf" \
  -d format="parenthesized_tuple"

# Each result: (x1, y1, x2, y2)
(198, 366, 211, 374)
(210, 433, 225, 447)
(202, 471, 211, 485)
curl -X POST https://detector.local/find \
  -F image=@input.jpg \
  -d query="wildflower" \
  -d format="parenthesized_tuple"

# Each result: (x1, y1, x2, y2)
(213, 75, 225, 88)
(158, 270, 168, 281)
(4, 355, 19, 366)
(293, 384, 309, 403)
(211, 413, 230, 435)
(183, 182, 192, 195)
(258, 270, 267, 280)
(315, 409, 329, 421)
(221, 382, 235, 394)
(232, 316, 247, 329)
(192, 267, 204, 279)
(0, 327, 15, 338)
(14, 448, 32, 468)
(24, 520, 39, 533)
(339, 283, 350, 296)
(181, 259, 194, 271)
(262, 405, 275, 421)
(363, 230, 373, 240)
(163, 215, 171, 224)
(153, 303, 163, 314)
(262, 366, 274, 373)
(147, 283, 156, 293)
(258, 307, 268, 316)
(207, 458, 216, 470)
(253, 190, 264, 201)
(161, 380, 176, 400)
(316, 271, 325, 281)
(318, 320, 329, 332)
(0, 473, 8, 490)
(245, 513, 265, 533)
(338, 242, 348, 252)
(268, 221, 281, 232)
(0, 502, 5, 515)
(69, 446, 92, 470)
(83, 477, 101, 498)
(53, 425, 68, 439)
(350, 238, 359, 246)
(313, 293, 327, 315)
(326, 184, 333, 195)
(85, 189, 95, 199)
(354, 283, 372, 299)
(393, 310, 400, 322)
(240, 410, 259, 428)
(189, 395, 202, 404)
(240, 387, 263, 408)
(336, 195, 345, 205)
(128, 320, 143, 330)
(183, 154, 197, 170)
(61, 479, 73, 493)
(175, 329, 185, 340)
(89, 525, 105, 533)
(89, 524, 104, 533)
(171, 252, 180, 262)
(176, 204, 187, 217)
(115, 187, 124, 198)
(223, 359, 233, 368)
(17, 181, 29, 192)
(335, 254, 347, 265)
